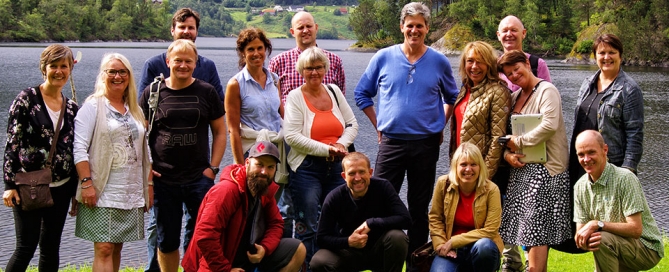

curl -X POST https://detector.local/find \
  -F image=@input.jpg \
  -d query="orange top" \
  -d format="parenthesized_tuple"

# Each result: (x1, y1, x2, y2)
(304, 93, 343, 145)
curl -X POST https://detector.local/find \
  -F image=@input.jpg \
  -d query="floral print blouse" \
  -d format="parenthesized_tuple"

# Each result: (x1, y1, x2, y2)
(3, 86, 79, 190)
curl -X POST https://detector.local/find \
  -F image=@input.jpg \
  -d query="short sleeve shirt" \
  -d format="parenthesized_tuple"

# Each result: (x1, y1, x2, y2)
(573, 163, 664, 257)
(139, 79, 225, 184)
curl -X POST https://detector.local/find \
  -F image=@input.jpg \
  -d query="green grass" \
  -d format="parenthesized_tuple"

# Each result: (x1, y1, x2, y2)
(229, 5, 356, 40)
(8, 238, 668, 271)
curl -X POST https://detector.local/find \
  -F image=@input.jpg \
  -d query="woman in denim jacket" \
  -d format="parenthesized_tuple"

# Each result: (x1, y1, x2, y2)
(569, 34, 644, 184)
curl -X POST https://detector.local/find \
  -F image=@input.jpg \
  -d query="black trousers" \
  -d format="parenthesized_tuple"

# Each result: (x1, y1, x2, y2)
(310, 230, 409, 272)
(5, 180, 75, 272)
(373, 133, 441, 267)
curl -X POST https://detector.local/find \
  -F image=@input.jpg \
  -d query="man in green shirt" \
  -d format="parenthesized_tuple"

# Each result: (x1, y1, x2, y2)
(573, 130, 663, 271)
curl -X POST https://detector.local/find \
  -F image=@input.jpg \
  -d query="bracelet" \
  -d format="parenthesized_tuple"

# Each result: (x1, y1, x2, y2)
(148, 181, 154, 186)
(81, 184, 93, 189)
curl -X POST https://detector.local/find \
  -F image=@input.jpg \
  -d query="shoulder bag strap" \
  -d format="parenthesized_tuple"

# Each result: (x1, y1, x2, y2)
(326, 84, 340, 107)
(147, 73, 165, 136)
(46, 95, 66, 168)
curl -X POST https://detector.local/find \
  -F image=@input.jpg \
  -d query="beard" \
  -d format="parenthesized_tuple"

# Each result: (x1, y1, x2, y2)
(247, 172, 273, 196)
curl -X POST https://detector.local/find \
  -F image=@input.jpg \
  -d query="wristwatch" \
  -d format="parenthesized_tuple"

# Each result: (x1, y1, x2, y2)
(209, 166, 220, 175)
(80, 177, 92, 184)
(597, 220, 604, 232)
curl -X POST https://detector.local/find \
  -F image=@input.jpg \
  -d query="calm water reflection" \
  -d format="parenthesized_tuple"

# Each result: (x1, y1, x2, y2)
(0, 37, 667, 268)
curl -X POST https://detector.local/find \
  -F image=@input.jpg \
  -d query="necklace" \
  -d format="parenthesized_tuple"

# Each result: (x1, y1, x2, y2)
(512, 80, 544, 114)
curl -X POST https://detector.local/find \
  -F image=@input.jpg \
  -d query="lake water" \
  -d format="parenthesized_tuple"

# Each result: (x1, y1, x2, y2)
(0, 37, 668, 268)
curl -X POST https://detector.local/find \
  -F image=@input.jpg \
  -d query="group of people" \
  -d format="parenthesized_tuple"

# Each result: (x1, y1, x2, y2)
(1, 2, 663, 272)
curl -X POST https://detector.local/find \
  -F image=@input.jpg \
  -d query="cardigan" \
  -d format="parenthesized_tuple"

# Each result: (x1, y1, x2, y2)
(284, 84, 358, 171)
(73, 96, 151, 207)
(508, 81, 568, 176)
(3, 87, 78, 190)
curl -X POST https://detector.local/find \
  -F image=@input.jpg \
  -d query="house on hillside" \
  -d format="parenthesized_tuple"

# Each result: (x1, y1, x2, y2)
(274, 5, 284, 12)
(261, 8, 277, 16)
(338, 7, 348, 14)
(287, 6, 304, 12)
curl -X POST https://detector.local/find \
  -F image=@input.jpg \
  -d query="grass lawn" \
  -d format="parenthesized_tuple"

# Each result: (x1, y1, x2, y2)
(9, 238, 668, 271)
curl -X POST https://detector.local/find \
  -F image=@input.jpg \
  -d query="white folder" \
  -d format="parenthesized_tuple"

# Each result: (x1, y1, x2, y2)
(510, 114, 547, 163)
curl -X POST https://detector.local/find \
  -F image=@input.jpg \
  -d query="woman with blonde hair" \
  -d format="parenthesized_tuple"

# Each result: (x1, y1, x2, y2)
(284, 47, 358, 264)
(73, 53, 152, 271)
(429, 142, 503, 271)
(450, 41, 510, 180)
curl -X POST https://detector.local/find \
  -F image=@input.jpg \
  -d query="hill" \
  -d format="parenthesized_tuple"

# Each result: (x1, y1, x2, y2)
(229, 5, 356, 40)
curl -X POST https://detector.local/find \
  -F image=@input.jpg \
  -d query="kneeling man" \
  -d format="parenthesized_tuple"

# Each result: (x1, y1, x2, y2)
(310, 152, 411, 272)
(182, 141, 306, 272)
(573, 130, 664, 272)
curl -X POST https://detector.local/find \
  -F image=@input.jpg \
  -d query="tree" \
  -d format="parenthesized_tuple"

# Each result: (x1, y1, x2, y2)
(349, 0, 380, 43)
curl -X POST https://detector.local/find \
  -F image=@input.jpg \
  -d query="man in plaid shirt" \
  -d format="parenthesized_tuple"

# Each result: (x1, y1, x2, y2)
(269, 11, 346, 104)
(268, 11, 346, 244)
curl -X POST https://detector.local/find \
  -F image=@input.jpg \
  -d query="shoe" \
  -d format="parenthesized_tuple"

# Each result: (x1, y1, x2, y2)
(501, 260, 525, 272)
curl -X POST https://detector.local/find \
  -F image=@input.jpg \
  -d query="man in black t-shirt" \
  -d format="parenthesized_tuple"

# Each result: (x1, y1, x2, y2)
(139, 39, 226, 272)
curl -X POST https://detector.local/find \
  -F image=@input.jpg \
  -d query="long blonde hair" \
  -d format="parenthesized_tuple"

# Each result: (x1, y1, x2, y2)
(448, 142, 489, 188)
(89, 53, 144, 124)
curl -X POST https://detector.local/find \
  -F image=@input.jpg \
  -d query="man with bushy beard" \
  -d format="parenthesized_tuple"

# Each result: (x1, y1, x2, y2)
(182, 141, 306, 272)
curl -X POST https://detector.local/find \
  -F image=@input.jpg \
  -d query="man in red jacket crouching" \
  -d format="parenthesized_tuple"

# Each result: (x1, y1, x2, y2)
(182, 141, 306, 272)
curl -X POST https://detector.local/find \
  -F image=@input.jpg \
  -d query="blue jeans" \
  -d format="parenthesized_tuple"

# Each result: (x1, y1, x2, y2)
(277, 183, 295, 238)
(145, 175, 213, 271)
(144, 204, 192, 272)
(289, 155, 345, 266)
(430, 238, 500, 272)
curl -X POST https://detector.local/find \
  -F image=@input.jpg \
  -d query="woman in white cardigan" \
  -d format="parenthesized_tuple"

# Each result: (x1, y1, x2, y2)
(283, 47, 358, 263)
(73, 53, 152, 271)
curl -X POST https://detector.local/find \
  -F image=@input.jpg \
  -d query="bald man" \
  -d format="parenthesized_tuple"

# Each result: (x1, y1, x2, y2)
(269, 11, 346, 104)
(496, 15, 555, 272)
(268, 10, 346, 250)
(496, 15, 552, 92)
(573, 130, 663, 272)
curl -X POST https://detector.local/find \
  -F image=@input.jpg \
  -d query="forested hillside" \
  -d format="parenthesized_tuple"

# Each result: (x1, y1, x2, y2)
(0, 0, 172, 41)
(350, 0, 669, 63)
(3, 0, 668, 64)
(0, 0, 354, 42)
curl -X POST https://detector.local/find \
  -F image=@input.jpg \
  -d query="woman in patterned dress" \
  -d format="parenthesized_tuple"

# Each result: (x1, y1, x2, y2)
(497, 50, 571, 272)
(73, 53, 152, 271)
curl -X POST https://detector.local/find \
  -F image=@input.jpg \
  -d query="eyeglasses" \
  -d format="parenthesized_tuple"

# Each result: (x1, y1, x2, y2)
(407, 65, 416, 84)
(304, 66, 325, 73)
(105, 69, 129, 77)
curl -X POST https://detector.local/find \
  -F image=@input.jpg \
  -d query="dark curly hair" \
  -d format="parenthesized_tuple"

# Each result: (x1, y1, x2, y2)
(236, 27, 272, 69)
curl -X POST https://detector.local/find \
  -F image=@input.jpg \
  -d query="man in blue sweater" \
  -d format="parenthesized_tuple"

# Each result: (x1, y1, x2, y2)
(353, 2, 458, 270)
(310, 152, 410, 272)
(138, 8, 226, 272)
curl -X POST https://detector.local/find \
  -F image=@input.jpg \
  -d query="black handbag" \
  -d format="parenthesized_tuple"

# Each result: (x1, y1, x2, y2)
(325, 84, 355, 152)
(14, 96, 65, 211)
(411, 241, 436, 272)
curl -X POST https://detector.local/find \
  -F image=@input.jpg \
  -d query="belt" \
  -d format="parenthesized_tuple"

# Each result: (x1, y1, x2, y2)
(306, 155, 341, 162)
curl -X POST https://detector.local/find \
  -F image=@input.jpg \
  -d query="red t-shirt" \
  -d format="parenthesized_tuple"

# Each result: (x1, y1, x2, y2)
(452, 190, 476, 236)
(453, 87, 471, 147)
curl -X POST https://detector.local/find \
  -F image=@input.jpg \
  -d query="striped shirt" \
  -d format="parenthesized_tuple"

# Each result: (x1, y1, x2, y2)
(574, 163, 664, 257)
(269, 47, 345, 105)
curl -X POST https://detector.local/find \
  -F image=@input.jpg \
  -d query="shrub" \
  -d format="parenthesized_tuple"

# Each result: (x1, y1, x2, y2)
(576, 40, 594, 54)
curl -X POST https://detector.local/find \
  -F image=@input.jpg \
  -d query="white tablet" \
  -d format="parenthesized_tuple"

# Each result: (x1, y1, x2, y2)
(510, 114, 547, 163)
